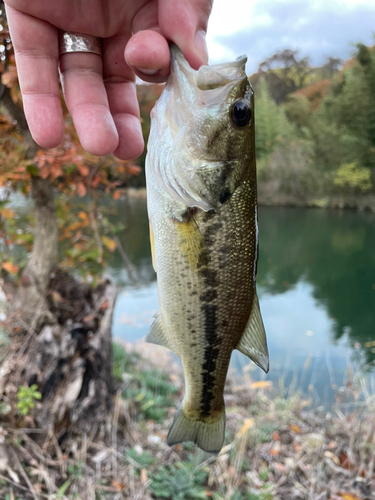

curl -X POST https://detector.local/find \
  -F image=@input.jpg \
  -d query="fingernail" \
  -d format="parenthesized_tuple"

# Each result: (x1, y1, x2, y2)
(195, 29, 208, 65)
(137, 67, 159, 75)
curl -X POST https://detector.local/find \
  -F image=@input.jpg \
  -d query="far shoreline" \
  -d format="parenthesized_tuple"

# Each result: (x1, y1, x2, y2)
(125, 187, 375, 213)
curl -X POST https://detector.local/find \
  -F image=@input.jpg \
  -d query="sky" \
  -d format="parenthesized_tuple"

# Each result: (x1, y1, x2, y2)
(206, 0, 375, 74)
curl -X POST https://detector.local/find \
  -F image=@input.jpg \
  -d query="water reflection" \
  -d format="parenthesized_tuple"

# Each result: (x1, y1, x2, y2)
(110, 200, 375, 404)
(257, 207, 375, 367)
(109, 197, 156, 285)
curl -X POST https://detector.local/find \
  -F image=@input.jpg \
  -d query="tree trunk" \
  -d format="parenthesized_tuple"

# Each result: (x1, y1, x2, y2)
(18, 175, 59, 326)
(0, 79, 114, 438)
(1, 272, 115, 434)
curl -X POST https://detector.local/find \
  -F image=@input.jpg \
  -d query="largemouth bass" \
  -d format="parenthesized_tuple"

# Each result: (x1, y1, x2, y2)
(145, 45, 269, 454)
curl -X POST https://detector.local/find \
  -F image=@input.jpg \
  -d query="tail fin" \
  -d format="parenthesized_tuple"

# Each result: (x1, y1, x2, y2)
(167, 406, 225, 454)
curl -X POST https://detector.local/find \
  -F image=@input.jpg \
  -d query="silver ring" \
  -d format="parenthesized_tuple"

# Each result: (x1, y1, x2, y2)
(59, 31, 102, 56)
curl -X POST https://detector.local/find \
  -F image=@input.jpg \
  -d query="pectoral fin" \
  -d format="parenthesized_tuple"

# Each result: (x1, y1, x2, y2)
(236, 291, 269, 373)
(149, 221, 157, 272)
(175, 211, 208, 271)
(146, 312, 172, 351)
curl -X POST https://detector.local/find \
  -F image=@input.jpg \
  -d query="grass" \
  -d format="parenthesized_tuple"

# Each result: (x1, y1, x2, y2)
(0, 342, 375, 499)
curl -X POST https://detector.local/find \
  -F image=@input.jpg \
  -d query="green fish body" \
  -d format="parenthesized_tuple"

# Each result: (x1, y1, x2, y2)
(146, 46, 268, 454)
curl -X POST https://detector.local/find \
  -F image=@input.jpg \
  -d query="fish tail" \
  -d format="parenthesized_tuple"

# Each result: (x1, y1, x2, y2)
(167, 405, 225, 454)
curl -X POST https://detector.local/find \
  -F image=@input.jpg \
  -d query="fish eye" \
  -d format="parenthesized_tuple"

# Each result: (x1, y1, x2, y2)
(231, 100, 252, 128)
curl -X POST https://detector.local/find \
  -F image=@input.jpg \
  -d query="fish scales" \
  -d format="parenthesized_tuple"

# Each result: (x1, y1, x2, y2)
(146, 45, 269, 454)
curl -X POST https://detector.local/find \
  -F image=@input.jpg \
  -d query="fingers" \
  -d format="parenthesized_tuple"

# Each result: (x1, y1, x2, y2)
(126, 0, 212, 84)
(102, 35, 144, 160)
(125, 30, 170, 83)
(159, 0, 212, 69)
(5, 5, 64, 148)
(59, 52, 120, 157)
(126, 1, 170, 83)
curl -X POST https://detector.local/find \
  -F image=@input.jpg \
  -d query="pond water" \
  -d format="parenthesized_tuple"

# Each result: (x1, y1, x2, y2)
(110, 198, 375, 406)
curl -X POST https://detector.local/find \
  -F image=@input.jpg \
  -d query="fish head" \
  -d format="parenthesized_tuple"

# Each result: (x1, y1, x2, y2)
(148, 46, 255, 212)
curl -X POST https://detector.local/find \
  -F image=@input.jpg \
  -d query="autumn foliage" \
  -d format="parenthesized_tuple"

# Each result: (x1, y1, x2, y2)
(295, 78, 331, 111)
(0, 10, 143, 280)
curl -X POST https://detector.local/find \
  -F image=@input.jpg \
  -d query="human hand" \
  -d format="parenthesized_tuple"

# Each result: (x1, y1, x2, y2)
(4, 0, 212, 159)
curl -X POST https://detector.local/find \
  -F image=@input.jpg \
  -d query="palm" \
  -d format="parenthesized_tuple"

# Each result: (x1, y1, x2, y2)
(4, 0, 211, 159)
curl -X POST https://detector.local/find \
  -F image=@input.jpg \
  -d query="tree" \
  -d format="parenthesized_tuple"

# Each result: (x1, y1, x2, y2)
(251, 49, 312, 104)
(255, 78, 295, 160)
(0, 4, 140, 438)
(320, 57, 342, 79)
(315, 43, 375, 190)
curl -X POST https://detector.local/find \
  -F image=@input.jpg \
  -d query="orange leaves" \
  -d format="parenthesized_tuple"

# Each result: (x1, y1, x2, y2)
(250, 380, 273, 390)
(32, 149, 140, 199)
(236, 418, 255, 438)
(126, 164, 142, 175)
(112, 480, 125, 491)
(2, 261, 19, 274)
(38, 162, 64, 180)
(114, 157, 142, 177)
(77, 182, 86, 197)
(295, 79, 331, 111)
(1, 66, 18, 88)
(35, 149, 76, 182)
(0, 96, 143, 199)
(102, 235, 117, 252)
(290, 423, 301, 434)
(269, 441, 281, 456)
(77, 164, 90, 176)
(59, 216, 90, 243)
(338, 494, 360, 500)
(0, 208, 15, 219)
(35, 148, 79, 168)
(0, 164, 29, 187)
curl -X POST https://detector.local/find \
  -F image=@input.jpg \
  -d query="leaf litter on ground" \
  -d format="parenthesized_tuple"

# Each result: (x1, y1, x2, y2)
(0, 339, 374, 500)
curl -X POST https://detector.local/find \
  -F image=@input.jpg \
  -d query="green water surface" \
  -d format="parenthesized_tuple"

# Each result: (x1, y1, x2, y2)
(110, 199, 375, 405)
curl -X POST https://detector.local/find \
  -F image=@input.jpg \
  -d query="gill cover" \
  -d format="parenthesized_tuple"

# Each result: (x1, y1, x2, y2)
(146, 45, 253, 213)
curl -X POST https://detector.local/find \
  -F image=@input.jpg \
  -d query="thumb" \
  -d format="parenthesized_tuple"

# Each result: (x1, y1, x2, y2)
(158, 0, 212, 69)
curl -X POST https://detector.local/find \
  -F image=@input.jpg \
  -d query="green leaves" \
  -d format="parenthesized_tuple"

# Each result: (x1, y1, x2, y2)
(16, 384, 42, 416)
(150, 461, 209, 500)
(124, 367, 178, 423)
(255, 78, 295, 160)
(334, 162, 372, 192)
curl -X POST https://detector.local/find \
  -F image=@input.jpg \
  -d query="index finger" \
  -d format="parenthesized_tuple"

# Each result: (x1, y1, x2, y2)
(5, 5, 64, 148)
(159, 0, 212, 69)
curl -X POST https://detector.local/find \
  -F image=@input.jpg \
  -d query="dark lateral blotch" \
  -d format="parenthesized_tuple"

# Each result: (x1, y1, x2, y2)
(219, 188, 232, 204)
(200, 289, 218, 303)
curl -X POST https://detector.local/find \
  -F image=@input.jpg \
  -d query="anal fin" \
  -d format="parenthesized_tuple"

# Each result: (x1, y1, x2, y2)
(145, 312, 172, 351)
(236, 291, 269, 373)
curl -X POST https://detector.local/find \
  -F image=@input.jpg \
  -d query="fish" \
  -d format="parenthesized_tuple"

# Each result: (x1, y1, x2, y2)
(145, 45, 269, 454)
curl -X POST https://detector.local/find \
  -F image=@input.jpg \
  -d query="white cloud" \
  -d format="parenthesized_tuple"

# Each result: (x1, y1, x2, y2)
(207, 0, 375, 72)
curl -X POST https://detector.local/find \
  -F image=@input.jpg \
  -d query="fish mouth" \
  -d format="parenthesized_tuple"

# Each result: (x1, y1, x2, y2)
(196, 56, 248, 91)
(165, 45, 250, 134)
(170, 44, 248, 95)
